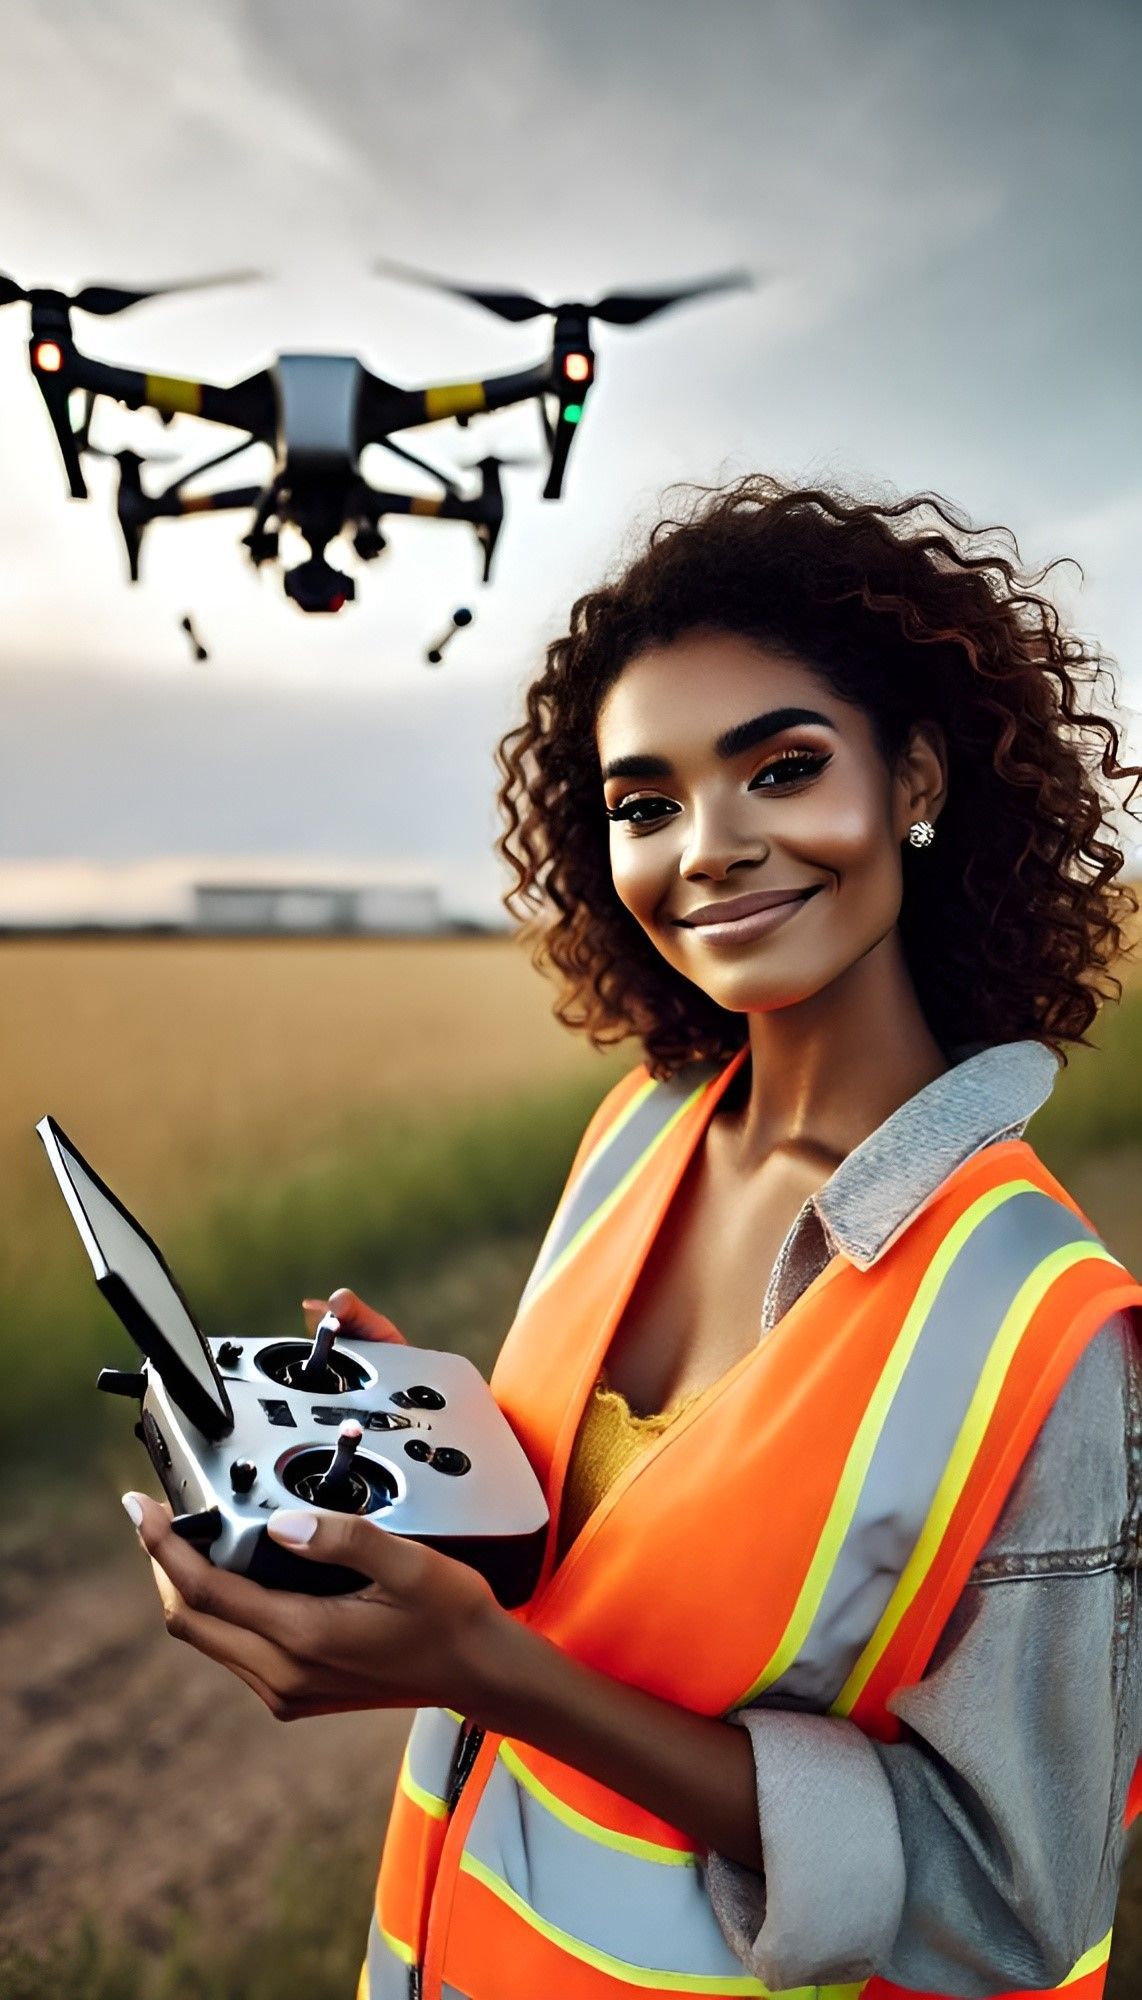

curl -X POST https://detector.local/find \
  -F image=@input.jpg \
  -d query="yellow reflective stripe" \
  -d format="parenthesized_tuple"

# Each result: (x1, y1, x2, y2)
(737, 1179, 1033, 1708)
(459, 1850, 769, 1993)
(1058, 1928, 1113, 1983)
(526, 1079, 705, 1312)
(144, 372, 202, 415)
(424, 380, 487, 419)
(398, 1740, 447, 1819)
(498, 1739, 699, 1865)
(443, 1705, 464, 1722)
(576, 1080, 656, 1184)
(379, 1921, 416, 1966)
(355, 1959, 368, 2000)
(520, 1076, 657, 1298)
(834, 1235, 1120, 1715)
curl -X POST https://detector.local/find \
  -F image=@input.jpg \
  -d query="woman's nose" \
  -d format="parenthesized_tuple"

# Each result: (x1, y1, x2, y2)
(678, 800, 767, 879)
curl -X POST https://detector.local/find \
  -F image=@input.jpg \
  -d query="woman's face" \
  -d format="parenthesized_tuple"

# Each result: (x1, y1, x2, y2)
(595, 628, 946, 1017)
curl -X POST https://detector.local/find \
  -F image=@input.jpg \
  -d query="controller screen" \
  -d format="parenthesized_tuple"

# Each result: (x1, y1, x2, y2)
(47, 1130, 226, 1420)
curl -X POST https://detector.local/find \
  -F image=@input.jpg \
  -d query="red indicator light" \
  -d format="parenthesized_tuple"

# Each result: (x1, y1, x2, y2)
(34, 340, 64, 373)
(329, 595, 347, 613)
(563, 352, 591, 383)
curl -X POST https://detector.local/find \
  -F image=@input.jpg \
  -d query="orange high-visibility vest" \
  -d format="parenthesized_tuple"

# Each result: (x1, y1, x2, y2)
(361, 1045, 1142, 2000)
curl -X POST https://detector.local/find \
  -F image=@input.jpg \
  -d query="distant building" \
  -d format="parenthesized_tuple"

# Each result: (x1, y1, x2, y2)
(0, 856, 460, 934)
(191, 875, 442, 935)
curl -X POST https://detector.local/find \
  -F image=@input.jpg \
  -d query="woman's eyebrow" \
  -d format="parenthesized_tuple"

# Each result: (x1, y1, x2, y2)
(599, 706, 835, 782)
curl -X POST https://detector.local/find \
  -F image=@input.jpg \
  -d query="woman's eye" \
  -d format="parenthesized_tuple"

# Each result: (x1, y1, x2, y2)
(604, 751, 828, 830)
(604, 796, 678, 828)
(748, 750, 830, 789)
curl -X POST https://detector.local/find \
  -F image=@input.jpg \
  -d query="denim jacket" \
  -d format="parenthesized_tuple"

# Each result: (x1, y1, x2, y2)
(701, 1038, 1142, 1996)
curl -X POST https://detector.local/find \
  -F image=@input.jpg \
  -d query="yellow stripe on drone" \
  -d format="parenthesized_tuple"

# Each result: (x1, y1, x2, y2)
(424, 380, 487, 420)
(144, 372, 203, 416)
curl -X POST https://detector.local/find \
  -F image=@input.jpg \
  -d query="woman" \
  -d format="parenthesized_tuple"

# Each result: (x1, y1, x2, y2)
(127, 475, 1142, 2000)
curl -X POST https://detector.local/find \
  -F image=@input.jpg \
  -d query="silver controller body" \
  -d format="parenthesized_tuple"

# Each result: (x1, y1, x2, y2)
(34, 1111, 550, 1606)
(136, 1332, 550, 1602)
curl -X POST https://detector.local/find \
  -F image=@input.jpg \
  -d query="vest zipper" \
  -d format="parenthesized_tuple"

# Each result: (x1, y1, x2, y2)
(445, 1718, 486, 1811)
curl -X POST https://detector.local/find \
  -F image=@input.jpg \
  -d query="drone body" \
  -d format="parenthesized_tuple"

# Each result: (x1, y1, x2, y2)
(1, 262, 752, 621)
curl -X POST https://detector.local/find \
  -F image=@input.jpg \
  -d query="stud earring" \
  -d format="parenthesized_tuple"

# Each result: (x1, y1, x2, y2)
(907, 820, 935, 849)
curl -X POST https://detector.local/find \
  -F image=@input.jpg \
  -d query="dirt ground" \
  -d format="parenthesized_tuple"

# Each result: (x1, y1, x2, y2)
(0, 1499, 409, 1961)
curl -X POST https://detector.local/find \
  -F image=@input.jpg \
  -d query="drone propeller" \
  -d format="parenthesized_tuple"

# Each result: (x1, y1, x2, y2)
(378, 258, 754, 502)
(0, 269, 261, 316)
(374, 258, 754, 326)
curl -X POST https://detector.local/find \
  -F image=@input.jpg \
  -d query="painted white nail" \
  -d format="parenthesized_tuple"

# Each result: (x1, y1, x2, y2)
(121, 1493, 144, 1527)
(267, 1508, 319, 1545)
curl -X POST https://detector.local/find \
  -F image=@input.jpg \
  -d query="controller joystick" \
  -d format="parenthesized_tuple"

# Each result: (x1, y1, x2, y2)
(255, 1324, 370, 1395)
(283, 1421, 393, 1515)
(312, 1419, 364, 1509)
(297, 1310, 341, 1392)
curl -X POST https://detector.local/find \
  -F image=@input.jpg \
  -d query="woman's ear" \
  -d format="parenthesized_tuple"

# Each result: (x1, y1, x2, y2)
(897, 718, 948, 832)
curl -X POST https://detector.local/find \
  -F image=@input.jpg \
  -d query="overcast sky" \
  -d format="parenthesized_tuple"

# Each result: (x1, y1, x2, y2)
(1, 0, 1140, 920)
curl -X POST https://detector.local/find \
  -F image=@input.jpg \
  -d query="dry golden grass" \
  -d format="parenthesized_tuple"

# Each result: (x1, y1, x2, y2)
(0, 934, 630, 1287)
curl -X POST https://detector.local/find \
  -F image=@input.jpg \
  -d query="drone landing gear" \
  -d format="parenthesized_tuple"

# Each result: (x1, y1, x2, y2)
(179, 614, 209, 663)
(425, 606, 473, 666)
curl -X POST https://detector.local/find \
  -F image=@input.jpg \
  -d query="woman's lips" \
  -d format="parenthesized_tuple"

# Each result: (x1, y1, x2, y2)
(680, 887, 820, 944)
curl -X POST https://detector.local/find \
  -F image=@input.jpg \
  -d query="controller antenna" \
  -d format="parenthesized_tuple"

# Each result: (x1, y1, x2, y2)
(298, 1309, 340, 1389)
(313, 1419, 364, 1509)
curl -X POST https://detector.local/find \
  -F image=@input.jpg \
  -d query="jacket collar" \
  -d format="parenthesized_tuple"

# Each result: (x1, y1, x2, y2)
(810, 1038, 1063, 1272)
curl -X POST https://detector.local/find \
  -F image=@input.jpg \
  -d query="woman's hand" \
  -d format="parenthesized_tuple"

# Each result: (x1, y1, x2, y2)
(124, 1490, 507, 1722)
(301, 1287, 408, 1345)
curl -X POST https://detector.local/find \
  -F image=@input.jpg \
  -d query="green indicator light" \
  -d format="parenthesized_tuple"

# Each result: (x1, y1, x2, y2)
(563, 403, 583, 424)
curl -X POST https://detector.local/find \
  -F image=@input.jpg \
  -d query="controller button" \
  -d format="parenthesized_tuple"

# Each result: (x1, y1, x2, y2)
(404, 1438, 433, 1462)
(217, 1341, 244, 1368)
(431, 1448, 471, 1476)
(229, 1458, 258, 1494)
(406, 1385, 446, 1410)
(171, 1507, 223, 1548)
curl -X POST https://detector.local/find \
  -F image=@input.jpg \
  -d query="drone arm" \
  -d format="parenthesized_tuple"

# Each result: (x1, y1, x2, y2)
(149, 483, 265, 520)
(357, 360, 552, 446)
(353, 482, 488, 528)
(58, 348, 274, 435)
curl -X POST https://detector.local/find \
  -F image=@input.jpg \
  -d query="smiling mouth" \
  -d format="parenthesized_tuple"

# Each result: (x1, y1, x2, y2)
(676, 887, 822, 929)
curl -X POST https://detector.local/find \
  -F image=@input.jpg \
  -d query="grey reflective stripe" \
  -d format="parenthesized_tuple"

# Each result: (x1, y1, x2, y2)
(761, 1186, 1106, 1710)
(403, 1705, 464, 1811)
(363, 1908, 414, 2000)
(517, 1060, 719, 1313)
(462, 1748, 754, 1984)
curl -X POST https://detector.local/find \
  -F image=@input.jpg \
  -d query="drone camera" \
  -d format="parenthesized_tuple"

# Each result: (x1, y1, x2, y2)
(283, 555, 357, 615)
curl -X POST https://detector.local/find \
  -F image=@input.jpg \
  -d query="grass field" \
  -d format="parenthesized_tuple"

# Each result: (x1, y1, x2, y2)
(2, 933, 1140, 1999)
(0, 935, 632, 1470)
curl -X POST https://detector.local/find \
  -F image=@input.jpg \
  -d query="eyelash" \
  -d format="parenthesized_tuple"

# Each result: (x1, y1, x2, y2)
(604, 750, 830, 829)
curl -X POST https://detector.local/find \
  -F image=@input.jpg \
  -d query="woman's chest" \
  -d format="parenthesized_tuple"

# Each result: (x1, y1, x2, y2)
(602, 1136, 828, 1416)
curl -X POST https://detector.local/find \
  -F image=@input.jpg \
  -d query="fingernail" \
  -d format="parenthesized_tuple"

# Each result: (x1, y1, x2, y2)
(121, 1493, 144, 1527)
(267, 1508, 319, 1545)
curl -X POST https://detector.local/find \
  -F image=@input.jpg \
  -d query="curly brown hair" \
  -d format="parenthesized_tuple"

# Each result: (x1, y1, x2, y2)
(494, 473, 1142, 1079)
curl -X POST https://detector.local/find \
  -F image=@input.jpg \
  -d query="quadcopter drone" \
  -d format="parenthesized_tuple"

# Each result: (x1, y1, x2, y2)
(1, 260, 753, 618)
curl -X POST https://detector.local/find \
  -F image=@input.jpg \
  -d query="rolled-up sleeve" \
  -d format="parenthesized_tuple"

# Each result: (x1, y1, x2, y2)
(703, 1311, 1140, 1995)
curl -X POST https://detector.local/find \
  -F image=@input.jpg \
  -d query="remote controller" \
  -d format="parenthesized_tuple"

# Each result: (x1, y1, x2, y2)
(36, 1115, 549, 1604)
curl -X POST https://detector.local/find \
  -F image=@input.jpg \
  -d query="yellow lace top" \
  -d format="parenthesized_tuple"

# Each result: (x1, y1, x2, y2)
(555, 1367, 707, 1562)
